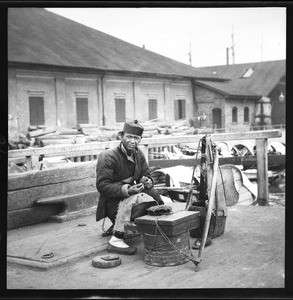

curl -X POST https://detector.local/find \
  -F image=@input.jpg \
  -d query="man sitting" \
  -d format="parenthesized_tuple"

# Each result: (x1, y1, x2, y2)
(96, 120, 164, 254)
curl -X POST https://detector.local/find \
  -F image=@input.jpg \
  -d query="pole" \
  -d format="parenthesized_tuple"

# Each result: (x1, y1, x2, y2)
(193, 145, 219, 271)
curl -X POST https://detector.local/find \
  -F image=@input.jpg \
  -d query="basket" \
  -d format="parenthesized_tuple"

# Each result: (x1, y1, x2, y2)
(188, 204, 226, 239)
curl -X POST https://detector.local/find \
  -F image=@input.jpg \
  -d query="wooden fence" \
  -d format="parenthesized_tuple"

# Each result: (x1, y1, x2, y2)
(8, 129, 283, 208)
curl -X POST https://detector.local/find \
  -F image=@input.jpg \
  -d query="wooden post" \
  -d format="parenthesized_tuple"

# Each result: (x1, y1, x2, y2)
(26, 155, 39, 170)
(140, 144, 149, 164)
(256, 138, 269, 206)
(25, 156, 32, 171)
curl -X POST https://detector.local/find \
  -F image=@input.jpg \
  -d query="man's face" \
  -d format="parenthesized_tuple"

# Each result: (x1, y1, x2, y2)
(122, 132, 141, 152)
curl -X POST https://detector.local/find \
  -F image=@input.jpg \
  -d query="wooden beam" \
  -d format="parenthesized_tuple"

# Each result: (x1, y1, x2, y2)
(8, 177, 96, 211)
(149, 155, 285, 169)
(8, 161, 96, 191)
(142, 130, 282, 146)
(256, 138, 269, 206)
(8, 140, 120, 159)
(7, 206, 61, 230)
(34, 191, 98, 213)
(140, 144, 149, 164)
(8, 130, 282, 159)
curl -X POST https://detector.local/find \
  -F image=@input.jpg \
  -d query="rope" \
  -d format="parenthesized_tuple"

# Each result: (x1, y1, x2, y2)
(144, 216, 200, 269)
(102, 217, 107, 232)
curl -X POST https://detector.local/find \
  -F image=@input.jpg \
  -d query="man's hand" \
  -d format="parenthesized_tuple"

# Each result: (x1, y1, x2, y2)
(140, 176, 153, 189)
(128, 183, 144, 195)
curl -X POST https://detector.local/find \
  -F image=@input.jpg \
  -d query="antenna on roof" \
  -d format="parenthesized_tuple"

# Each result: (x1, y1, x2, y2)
(260, 33, 263, 62)
(188, 31, 192, 66)
(231, 24, 235, 64)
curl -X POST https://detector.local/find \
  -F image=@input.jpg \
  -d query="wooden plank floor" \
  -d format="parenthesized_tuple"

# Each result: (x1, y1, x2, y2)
(6, 199, 285, 291)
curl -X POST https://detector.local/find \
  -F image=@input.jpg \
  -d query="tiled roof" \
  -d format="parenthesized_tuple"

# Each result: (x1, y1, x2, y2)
(8, 7, 221, 80)
(195, 80, 259, 98)
(196, 60, 286, 96)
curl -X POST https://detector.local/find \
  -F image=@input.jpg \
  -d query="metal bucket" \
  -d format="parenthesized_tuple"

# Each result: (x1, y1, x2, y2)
(143, 231, 191, 267)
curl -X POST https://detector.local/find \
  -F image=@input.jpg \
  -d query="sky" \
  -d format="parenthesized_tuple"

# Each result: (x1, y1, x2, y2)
(46, 7, 286, 67)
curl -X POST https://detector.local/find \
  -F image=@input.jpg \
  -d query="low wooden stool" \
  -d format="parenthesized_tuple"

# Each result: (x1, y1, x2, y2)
(135, 211, 200, 267)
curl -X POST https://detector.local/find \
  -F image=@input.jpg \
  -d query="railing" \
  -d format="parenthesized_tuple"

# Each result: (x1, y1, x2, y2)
(250, 124, 286, 131)
(212, 124, 286, 133)
(8, 130, 283, 205)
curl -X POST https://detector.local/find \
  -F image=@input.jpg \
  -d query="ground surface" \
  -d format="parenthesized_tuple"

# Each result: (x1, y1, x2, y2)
(6, 194, 286, 297)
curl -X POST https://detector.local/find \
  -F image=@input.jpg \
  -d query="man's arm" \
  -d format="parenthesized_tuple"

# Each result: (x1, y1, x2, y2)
(138, 150, 154, 188)
(96, 151, 130, 199)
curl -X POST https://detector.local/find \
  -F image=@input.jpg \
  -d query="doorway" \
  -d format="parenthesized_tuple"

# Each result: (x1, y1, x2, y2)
(212, 108, 222, 129)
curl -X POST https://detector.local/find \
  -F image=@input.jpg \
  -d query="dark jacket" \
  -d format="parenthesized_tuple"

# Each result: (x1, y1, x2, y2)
(95, 142, 152, 222)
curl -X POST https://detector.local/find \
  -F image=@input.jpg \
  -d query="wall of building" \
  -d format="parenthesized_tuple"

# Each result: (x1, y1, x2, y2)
(103, 76, 194, 124)
(8, 68, 101, 137)
(139, 80, 165, 121)
(8, 69, 57, 136)
(103, 77, 134, 125)
(194, 85, 256, 131)
(170, 82, 194, 121)
(224, 98, 256, 132)
(8, 67, 196, 138)
(65, 77, 99, 128)
(193, 85, 225, 128)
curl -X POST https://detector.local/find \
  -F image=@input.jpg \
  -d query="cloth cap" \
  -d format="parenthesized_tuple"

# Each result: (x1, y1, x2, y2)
(123, 120, 144, 136)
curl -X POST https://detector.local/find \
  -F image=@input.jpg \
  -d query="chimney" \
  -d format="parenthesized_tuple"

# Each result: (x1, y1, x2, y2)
(143, 45, 145, 49)
(226, 48, 229, 65)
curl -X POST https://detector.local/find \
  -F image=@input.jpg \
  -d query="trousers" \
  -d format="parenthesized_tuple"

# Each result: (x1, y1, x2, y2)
(105, 187, 163, 225)
(113, 192, 157, 233)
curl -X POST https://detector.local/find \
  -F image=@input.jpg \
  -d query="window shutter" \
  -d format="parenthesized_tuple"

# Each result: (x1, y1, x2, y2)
(148, 99, 157, 120)
(115, 98, 126, 122)
(76, 97, 89, 124)
(29, 96, 45, 126)
(181, 100, 186, 119)
(244, 107, 249, 122)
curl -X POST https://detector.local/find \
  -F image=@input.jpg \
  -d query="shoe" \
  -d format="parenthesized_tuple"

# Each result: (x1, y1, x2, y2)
(107, 244, 137, 255)
(107, 236, 137, 255)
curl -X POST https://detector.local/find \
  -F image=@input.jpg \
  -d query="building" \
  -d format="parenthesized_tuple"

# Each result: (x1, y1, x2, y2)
(8, 8, 285, 140)
(8, 7, 224, 139)
(196, 60, 286, 129)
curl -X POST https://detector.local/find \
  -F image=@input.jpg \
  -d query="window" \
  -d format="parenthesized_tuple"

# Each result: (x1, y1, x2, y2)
(232, 107, 238, 123)
(115, 98, 126, 122)
(76, 97, 89, 124)
(244, 107, 249, 122)
(29, 94, 45, 126)
(148, 99, 157, 120)
(174, 99, 186, 120)
(242, 68, 254, 78)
